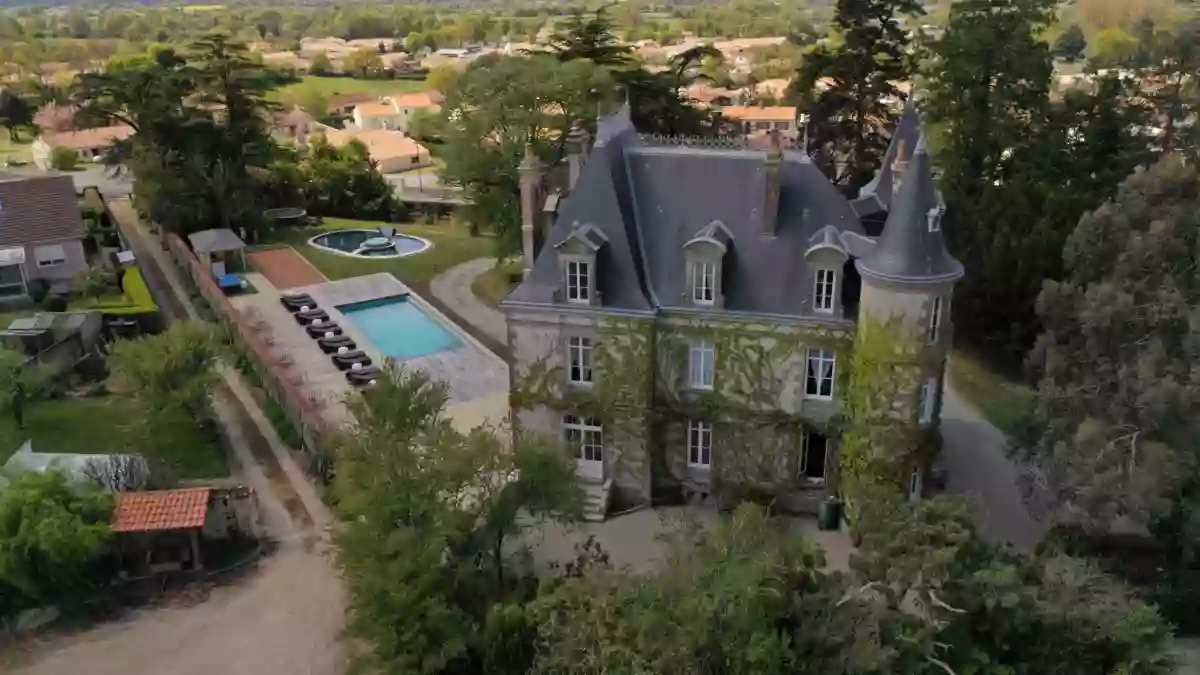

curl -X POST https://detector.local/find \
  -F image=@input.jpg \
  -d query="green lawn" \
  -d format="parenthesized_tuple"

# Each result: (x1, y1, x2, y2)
(271, 75, 430, 106)
(471, 260, 522, 308)
(0, 129, 34, 164)
(947, 350, 1037, 438)
(267, 217, 495, 286)
(0, 396, 228, 479)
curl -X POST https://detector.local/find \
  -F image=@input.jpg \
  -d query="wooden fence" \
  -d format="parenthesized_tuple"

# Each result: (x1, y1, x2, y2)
(163, 233, 333, 458)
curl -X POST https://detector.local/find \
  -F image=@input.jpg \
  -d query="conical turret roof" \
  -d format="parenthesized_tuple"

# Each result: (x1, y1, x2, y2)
(856, 135, 963, 284)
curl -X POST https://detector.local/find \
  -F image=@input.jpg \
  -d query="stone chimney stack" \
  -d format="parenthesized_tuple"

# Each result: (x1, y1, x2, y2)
(891, 139, 909, 196)
(763, 129, 783, 236)
(566, 121, 591, 191)
(518, 143, 544, 279)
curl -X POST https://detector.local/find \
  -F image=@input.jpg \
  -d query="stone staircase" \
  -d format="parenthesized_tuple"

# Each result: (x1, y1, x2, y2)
(581, 478, 612, 522)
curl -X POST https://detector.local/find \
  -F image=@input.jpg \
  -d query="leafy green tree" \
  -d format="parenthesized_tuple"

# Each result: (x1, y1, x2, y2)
(403, 31, 423, 54)
(0, 348, 53, 430)
(788, 0, 923, 190)
(333, 366, 581, 674)
(109, 321, 221, 428)
(439, 55, 613, 256)
(73, 264, 115, 306)
(546, 8, 720, 136)
(1055, 23, 1088, 61)
(0, 88, 32, 142)
(1022, 154, 1200, 540)
(1088, 26, 1139, 67)
(343, 48, 385, 79)
(309, 51, 333, 75)
(264, 134, 401, 220)
(0, 471, 114, 610)
(50, 146, 80, 171)
(1135, 19, 1200, 157)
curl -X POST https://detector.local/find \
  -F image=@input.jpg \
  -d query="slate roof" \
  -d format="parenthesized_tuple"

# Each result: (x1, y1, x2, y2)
(111, 488, 210, 533)
(856, 136, 963, 283)
(0, 172, 85, 247)
(852, 99, 921, 218)
(508, 102, 957, 316)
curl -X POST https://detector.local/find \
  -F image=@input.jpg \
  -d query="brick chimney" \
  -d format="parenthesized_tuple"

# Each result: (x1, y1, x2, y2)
(566, 121, 591, 192)
(518, 143, 544, 279)
(763, 129, 783, 236)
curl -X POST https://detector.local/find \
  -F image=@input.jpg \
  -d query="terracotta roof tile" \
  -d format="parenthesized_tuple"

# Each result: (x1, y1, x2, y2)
(722, 106, 796, 122)
(111, 488, 210, 533)
(322, 129, 429, 161)
(44, 125, 135, 151)
(0, 172, 86, 247)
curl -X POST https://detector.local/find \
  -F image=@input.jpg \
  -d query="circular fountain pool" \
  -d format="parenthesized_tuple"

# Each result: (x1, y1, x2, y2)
(309, 229, 433, 258)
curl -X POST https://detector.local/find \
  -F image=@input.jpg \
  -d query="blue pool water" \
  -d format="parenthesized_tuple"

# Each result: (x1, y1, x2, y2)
(339, 296, 461, 360)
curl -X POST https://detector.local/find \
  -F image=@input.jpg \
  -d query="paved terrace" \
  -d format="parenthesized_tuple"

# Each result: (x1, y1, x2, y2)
(231, 271, 509, 434)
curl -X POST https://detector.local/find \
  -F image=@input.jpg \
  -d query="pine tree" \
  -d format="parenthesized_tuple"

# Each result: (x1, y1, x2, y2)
(788, 0, 922, 191)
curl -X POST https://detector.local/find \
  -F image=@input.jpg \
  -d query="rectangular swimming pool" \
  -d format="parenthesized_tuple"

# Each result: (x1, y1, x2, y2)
(338, 296, 462, 360)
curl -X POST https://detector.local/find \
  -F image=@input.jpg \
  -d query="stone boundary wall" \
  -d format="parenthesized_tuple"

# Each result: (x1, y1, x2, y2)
(164, 232, 333, 456)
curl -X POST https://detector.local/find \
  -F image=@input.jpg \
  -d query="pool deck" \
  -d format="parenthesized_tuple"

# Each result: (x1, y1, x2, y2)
(230, 271, 509, 434)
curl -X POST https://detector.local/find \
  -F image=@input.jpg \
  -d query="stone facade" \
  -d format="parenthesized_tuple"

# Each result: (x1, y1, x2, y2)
(502, 103, 963, 519)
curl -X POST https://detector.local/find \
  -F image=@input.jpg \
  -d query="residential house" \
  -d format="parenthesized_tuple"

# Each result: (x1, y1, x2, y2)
(351, 91, 443, 133)
(321, 129, 432, 173)
(501, 103, 961, 520)
(721, 105, 797, 135)
(326, 92, 376, 118)
(0, 171, 89, 298)
(32, 125, 135, 169)
(270, 106, 317, 141)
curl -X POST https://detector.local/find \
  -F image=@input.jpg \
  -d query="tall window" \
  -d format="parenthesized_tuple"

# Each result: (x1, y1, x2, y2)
(813, 269, 836, 313)
(805, 348, 836, 399)
(567, 336, 593, 384)
(0, 264, 23, 297)
(688, 420, 712, 468)
(566, 260, 590, 303)
(928, 296, 944, 344)
(800, 431, 828, 481)
(563, 415, 603, 463)
(918, 378, 937, 424)
(689, 339, 716, 390)
(692, 261, 716, 305)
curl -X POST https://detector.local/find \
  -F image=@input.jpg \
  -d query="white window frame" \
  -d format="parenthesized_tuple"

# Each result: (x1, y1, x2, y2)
(804, 348, 836, 400)
(566, 260, 590, 304)
(799, 430, 828, 482)
(35, 244, 66, 268)
(928, 296, 944, 344)
(918, 377, 937, 424)
(687, 420, 712, 469)
(563, 414, 603, 462)
(692, 261, 715, 305)
(688, 339, 716, 390)
(566, 336, 593, 385)
(813, 268, 836, 313)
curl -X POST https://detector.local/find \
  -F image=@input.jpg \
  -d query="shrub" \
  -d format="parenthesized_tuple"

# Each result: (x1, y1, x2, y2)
(41, 294, 67, 311)
(49, 146, 80, 171)
(25, 277, 49, 303)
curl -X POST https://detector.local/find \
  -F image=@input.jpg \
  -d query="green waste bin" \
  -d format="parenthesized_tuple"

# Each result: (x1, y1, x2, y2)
(817, 498, 842, 531)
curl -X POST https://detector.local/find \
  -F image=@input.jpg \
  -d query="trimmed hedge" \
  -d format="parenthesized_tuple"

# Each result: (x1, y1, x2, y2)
(100, 268, 158, 317)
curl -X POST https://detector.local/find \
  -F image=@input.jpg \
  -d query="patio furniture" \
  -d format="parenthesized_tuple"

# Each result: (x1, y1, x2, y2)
(305, 321, 342, 338)
(331, 350, 372, 371)
(317, 335, 357, 353)
(280, 293, 315, 311)
(216, 274, 247, 293)
(294, 308, 329, 325)
(345, 364, 381, 386)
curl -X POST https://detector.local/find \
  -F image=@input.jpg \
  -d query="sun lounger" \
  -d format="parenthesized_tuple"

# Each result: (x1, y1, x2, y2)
(331, 350, 372, 371)
(294, 309, 330, 325)
(280, 294, 316, 311)
(345, 364, 381, 386)
(317, 335, 357, 353)
(305, 321, 342, 338)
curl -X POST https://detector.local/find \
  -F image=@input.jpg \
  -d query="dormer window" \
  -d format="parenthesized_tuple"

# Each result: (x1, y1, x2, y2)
(692, 262, 715, 305)
(813, 268, 836, 313)
(927, 205, 944, 233)
(554, 222, 607, 307)
(566, 260, 590, 303)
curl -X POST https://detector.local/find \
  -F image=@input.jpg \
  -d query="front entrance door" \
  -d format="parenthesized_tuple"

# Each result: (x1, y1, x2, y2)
(563, 414, 604, 481)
